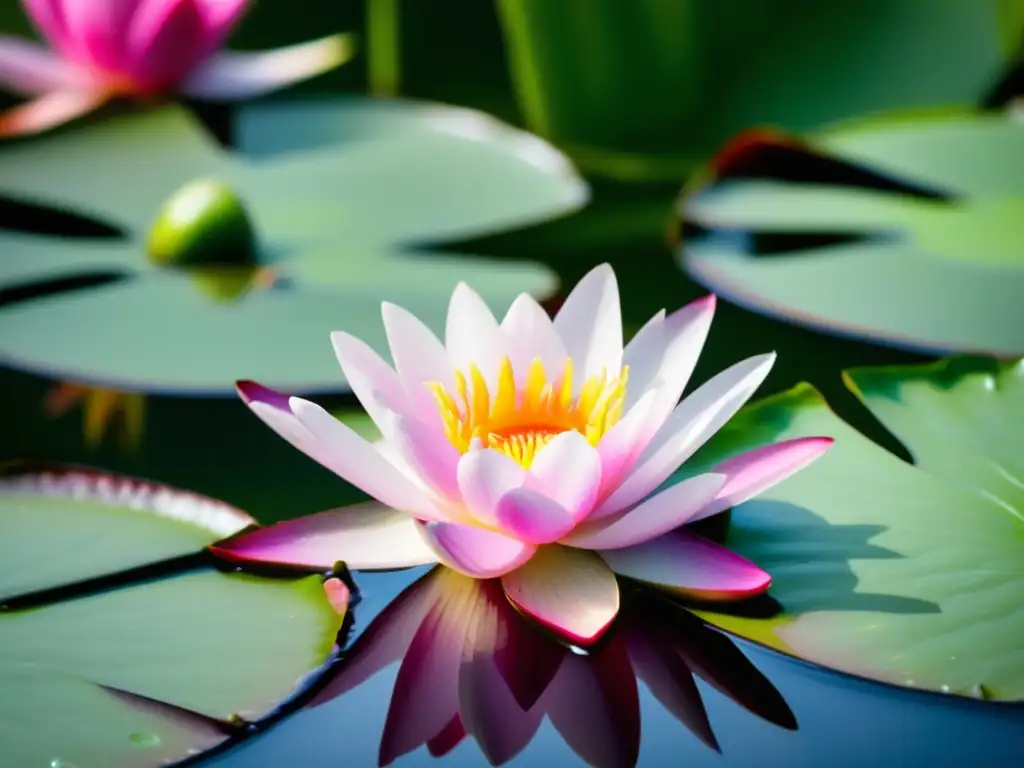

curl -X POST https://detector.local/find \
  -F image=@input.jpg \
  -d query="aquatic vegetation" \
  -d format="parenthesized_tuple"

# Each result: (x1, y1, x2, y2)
(216, 264, 832, 644)
(0, 464, 345, 767)
(0, 99, 584, 394)
(681, 357, 1024, 701)
(677, 110, 1024, 356)
(0, 0, 353, 136)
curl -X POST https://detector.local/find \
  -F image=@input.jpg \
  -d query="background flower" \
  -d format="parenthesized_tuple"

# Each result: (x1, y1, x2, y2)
(0, 0, 354, 136)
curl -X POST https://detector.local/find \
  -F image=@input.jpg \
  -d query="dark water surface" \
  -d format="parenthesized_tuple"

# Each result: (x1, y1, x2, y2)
(207, 568, 1024, 768)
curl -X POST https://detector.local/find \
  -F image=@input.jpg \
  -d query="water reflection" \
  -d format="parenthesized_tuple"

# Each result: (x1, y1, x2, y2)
(310, 567, 795, 767)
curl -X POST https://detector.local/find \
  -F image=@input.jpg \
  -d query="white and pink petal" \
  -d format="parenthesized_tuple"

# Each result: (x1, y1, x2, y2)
(553, 263, 623, 384)
(391, 415, 463, 502)
(562, 472, 726, 550)
(179, 34, 354, 101)
(210, 502, 438, 570)
(329, 330, 408, 440)
(595, 352, 776, 517)
(0, 36, 91, 94)
(688, 436, 835, 524)
(236, 380, 441, 520)
(495, 488, 576, 545)
(382, 301, 455, 422)
(501, 546, 620, 645)
(524, 430, 601, 521)
(445, 282, 505, 389)
(457, 448, 526, 526)
(0, 89, 108, 139)
(501, 293, 567, 385)
(600, 530, 771, 601)
(418, 521, 536, 579)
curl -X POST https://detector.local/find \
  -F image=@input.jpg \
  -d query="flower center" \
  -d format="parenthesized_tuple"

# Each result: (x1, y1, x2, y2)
(428, 356, 629, 468)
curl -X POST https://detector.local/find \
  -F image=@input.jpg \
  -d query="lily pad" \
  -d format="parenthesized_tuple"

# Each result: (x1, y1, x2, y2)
(677, 110, 1024, 356)
(0, 98, 587, 395)
(668, 357, 1024, 701)
(0, 464, 345, 767)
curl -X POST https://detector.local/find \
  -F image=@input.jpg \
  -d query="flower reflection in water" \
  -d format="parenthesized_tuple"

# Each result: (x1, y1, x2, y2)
(314, 568, 796, 767)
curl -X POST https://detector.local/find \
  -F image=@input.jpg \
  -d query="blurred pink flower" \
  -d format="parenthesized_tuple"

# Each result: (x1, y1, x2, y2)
(0, 0, 353, 137)
(309, 568, 796, 767)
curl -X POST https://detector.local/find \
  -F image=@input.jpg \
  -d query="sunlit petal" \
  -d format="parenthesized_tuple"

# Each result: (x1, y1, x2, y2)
(457, 448, 526, 525)
(419, 521, 536, 578)
(563, 473, 726, 550)
(446, 281, 505, 389)
(236, 381, 440, 520)
(330, 330, 408, 440)
(595, 352, 776, 517)
(210, 502, 438, 570)
(501, 293, 567, 386)
(525, 430, 601, 521)
(496, 488, 576, 544)
(553, 263, 622, 383)
(501, 546, 619, 644)
(601, 530, 772, 601)
(689, 436, 835, 523)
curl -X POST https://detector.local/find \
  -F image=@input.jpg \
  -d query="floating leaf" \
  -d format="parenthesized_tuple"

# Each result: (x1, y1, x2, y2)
(669, 357, 1024, 701)
(0, 465, 344, 766)
(0, 99, 587, 395)
(678, 111, 1024, 356)
(496, 0, 1022, 179)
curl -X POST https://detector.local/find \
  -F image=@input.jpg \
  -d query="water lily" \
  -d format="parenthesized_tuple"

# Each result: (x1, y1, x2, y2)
(307, 568, 794, 767)
(0, 0, 353, 137)
(220, 264, 833, 644)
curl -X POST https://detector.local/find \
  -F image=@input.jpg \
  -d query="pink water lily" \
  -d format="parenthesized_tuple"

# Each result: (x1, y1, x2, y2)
(0, 0, 353, 137)
(216, 264, 833, 645)
(308, 568, 795, 766)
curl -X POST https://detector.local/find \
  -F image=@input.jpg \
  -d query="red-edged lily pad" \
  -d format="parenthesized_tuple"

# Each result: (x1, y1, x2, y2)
(0, 464, 345, 767)
(677, 110, 1024, 356)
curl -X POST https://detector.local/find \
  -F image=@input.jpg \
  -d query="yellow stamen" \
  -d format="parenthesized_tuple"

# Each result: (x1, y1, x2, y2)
(428, 356, 629, 468)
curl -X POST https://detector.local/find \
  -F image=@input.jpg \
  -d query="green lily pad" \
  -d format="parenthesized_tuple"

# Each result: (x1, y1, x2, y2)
(670, 357, 1024, 701)
(0, 465, 344, 766)
(0, 99, 587, 395)
(677, 110, 1024, 356)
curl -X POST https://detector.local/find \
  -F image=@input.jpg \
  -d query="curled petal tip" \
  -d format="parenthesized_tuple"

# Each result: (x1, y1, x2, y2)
(234, 379, 257, 401)
(694, 293, 718, 309)
(235, 379, 293, 411)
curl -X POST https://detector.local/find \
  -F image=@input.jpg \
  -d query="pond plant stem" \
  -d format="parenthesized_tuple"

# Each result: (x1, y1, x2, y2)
(368, 0, 401, 96)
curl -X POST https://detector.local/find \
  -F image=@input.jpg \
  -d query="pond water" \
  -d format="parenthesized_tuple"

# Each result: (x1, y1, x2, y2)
(208, 568, 1024, 768)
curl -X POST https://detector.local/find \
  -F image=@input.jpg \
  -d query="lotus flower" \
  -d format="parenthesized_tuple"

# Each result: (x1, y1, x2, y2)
(218, 264, 833, 645)
(0, 0, 353, 137)
(309, 568, 795, 767)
